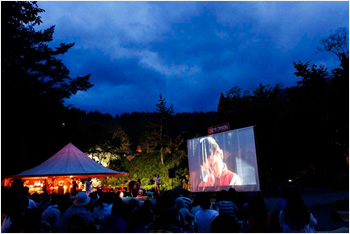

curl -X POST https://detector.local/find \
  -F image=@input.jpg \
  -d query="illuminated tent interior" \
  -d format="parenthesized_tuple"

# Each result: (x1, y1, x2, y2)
(2, 143, 128, 194)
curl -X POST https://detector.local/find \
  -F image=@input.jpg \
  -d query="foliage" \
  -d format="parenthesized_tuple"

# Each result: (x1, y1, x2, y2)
(2, 1, 346, 192)
(120, 150, 187, 191)
(319, 27, 349, 61)
(1, 1, 93, 178)
(2, 1, 92, 102)
(87, 123, 131, 167)
(100, 176, 129, 188)
(293, 62, 329, 88)
(137, 94, 174, 165)
(217, 28, 349, 189)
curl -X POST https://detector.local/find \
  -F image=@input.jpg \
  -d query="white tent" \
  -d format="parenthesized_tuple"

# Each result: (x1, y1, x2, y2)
(10, 142, 128, 179)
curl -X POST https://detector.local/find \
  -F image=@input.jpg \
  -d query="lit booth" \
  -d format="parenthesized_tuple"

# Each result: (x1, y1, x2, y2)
(2, 143, 128, 194)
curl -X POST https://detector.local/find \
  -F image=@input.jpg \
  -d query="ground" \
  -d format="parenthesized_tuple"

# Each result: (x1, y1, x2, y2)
(265, 187, 349, 232)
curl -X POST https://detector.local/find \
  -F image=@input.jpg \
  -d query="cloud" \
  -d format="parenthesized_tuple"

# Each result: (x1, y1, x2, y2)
(36, 1, 348, 115)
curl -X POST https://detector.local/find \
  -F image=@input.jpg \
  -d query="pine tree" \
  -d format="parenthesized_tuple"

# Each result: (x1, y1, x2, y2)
(155, 94, 173, 164)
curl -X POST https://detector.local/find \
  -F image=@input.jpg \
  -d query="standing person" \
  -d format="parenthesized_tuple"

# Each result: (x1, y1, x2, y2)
(40, 193, 61, 233)
(71, 179, 78, 196)
(215, 190, 239, 222)
(128, 180, 140, 198)
(45, 179, 52, 194)
(176, 196, 195, 232)
(153, 175, 160, 194)
(279, 192, 317, 233)
(64, 178, 70, 194)
(85, 177, 92, 196)
(243, 193, 270, 233)
(53, 178, 58, 193)
(194, 193, 219, 233)
(157, 175, 161, 194)
(211, 214, 241, 233)
(100, 197, 128, 233)
(137, 179, 143, 195)
(23, 187, 37, 210)
(77, 179, 83, 192)
(147, 191, 182, 232)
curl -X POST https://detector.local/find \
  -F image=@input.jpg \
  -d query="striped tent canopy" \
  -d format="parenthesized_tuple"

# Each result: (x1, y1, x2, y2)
(10, 142, 128, 179)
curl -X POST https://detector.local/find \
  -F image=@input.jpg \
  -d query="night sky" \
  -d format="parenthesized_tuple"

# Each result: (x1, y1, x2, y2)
(36, 1, 348, 116)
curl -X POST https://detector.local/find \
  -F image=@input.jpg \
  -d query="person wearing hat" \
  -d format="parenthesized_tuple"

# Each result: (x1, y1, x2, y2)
(176, 196, 195, 232)
(146, 191, 153, 201)
(59, 192, 95, 232)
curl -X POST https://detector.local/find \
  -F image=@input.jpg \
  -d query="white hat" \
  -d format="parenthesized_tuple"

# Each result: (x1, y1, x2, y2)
(73, 192, 91, 207)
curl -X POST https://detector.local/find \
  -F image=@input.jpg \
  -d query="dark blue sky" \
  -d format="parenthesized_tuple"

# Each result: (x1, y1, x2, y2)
(36, 1, 348, 116)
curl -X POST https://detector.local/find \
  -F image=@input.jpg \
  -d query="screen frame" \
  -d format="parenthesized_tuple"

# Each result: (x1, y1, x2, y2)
(187, 126, 260, 192)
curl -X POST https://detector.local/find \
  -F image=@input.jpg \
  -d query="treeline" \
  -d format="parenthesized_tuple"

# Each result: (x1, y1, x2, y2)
(217, 48, 349, 189)
(57, 104, 219, 189)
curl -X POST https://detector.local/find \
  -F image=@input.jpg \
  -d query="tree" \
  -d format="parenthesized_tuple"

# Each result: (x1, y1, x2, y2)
(251, 83, 283, 100)
(293, 62, 329, 88)
(319, 27, 349, 61)
(111, 126, 131, 154)
(137, 95, 174, 162)
(156, 93, 174, 143)
(2, 1, 92, 102)
(122, 149, 186, 191)
(156, 94, 173, 164)
(88, 124, 131, 168)
(321, 28, 349, 152)
(1, 1, 93, 177)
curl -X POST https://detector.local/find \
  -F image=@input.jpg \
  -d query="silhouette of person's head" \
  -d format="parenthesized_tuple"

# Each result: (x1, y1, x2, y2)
(68, 214, 88, 233)
(199, 193, 211, 210)
(216, 190, 229, 202)
(211, 215, 241, 233)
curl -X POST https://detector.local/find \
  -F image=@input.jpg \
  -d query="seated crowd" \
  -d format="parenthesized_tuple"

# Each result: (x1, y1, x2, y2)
(1, 180, 318, 233)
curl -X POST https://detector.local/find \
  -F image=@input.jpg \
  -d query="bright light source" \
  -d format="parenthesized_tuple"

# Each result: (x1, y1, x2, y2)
(288, 179, 292, 183)
(120, 192, 124, 198)
(70, 175, 73, 178)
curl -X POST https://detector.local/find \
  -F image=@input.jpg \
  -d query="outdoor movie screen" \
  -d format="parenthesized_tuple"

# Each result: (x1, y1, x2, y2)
(187, 126, 260, 192)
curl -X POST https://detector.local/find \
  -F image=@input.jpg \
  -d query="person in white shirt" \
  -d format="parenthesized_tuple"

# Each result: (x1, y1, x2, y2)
(194, 194, 219, 233)
(85, 177, 92, 195)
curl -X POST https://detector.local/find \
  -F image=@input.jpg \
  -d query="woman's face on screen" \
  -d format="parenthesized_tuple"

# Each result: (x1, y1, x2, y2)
(210, 149, 224, 178)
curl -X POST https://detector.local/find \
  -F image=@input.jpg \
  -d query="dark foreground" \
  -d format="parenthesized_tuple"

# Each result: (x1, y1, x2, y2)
(1, 182, 349, 233)
(265, 187, 349, 232)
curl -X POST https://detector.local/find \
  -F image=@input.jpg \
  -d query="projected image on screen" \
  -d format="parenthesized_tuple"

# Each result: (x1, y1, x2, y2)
(187, 126, 260, 192)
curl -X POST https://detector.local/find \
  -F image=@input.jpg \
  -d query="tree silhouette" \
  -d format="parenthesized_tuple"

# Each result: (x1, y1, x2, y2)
(1, 1, 93, 177)
(319, 27, 349, 61)
(215, 29, 349, 189)
(155, 94, 173, 164)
